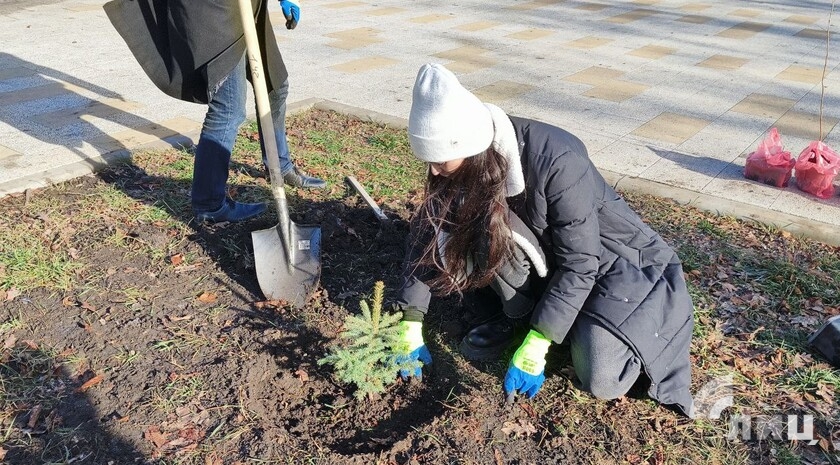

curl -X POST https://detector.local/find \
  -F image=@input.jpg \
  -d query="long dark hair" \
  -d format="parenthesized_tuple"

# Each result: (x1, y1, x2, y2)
(411, 148, 514, 295)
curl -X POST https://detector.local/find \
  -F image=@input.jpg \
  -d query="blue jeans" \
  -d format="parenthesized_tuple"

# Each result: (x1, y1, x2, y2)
(191, 54, 294, 212)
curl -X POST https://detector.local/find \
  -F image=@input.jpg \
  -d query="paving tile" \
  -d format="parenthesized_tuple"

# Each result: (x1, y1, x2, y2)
(506, 28, 554, 41)
(776, 65, 823, 84)
(32, 97, 142, 128)
(89, 117, 200, 153)
(324, 28, 381, 40)
(680, 3, 711, 12)
(0, 144, 20, 160)
(774, 110, 839, 141)
(562, 66, 624, 86)
(589, 139, 661, 177)
(730, 8, 761, 18)
(565, 36, 613, 49)
(785, 14, 820, 25)
(771, 189, 840, 226)
(729, 93, 797, 119)
(679, 116, 769, 162)
(367, 7, 406, 16)
(702, 162, 781, 208)
(796, 28, 827, 40)
(575, 2, 609, 11)
(64, 4, 103, 12)
(631, 112, 710, 145)
(330, 57, 399, 73)
(506, 0, 561, 10)
(584, 80, 649, 102)
(445, 56, 498, 73)
(326, 37, 381, 50)
(716, 22, 770, 39)
(0, 81, 84, 107)
(0, 66, 36, 81)
(677, 15, 712, 24)
(434, 46, 496, 73)
(472, 80, 535, 104)
(323, 1, 366, 8)
(433, 45, 490, 61)
(606, 8, 656, 24)
(697, 54, 748, 70)
(454, 21, 500, 32)
(639, 149, 730, 191)
(627, 45, 676, 59)
(409, 14, 452, 24)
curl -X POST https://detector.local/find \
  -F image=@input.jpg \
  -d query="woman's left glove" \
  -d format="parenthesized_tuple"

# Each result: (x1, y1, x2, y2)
(394, 321, 432, 379)
(503, 329, 551, 398)
(279, 0, 300, 29)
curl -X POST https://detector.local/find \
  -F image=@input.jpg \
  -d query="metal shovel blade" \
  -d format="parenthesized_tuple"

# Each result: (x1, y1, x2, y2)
(252, 222, 321, 308)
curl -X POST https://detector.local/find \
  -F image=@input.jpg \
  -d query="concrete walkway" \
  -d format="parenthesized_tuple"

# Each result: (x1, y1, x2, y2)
(1, 0, 839, 244)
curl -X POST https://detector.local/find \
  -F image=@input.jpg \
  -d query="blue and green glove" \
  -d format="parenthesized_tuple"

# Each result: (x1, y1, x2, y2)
(279, 0, 300, 29)
(394, 321, 432, 379)
(503, 329, 551, 398)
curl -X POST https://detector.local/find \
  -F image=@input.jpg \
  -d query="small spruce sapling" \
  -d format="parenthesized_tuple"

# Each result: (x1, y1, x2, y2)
(318, 281, 420, 399)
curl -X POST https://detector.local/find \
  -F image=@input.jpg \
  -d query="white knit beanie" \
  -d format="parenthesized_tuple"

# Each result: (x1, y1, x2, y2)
(408, 63, 525, 196)
(408, 63, 494, 163)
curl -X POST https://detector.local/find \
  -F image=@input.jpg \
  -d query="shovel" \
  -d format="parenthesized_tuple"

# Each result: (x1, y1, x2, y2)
(238, 0, 321, 308)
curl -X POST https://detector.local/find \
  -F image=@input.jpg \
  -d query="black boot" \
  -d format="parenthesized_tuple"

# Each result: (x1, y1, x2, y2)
(459, 314, 520, 361)
(282, 167, 327, 189)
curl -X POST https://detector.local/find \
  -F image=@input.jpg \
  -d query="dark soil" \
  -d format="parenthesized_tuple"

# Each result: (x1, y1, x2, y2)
(2, 110, 836, 464)
(0, 165, 669, 464)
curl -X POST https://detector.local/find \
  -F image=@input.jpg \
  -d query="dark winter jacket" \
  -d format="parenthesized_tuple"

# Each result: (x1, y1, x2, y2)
(104, 0, 287, 104)
(399, 116, 695, 417)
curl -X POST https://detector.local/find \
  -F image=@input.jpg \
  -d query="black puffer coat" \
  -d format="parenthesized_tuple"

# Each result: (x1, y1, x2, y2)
(399, 116, 695, 416)
(104, 0, 287, 104)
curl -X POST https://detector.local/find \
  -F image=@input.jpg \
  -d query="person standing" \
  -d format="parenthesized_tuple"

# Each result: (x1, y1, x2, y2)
(394, 63, 695, 417)
(105, 0, 325, 224)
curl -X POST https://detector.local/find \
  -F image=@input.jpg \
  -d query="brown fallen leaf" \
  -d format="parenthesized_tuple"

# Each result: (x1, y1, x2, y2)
(80, 301, 97, 312)
(76, 374, 104, 393)
(197, 292, 217, 304)
(144, 425, 169, 448)
(5, 288, 20, 301)
(27, 404, 42, 429)
(494, 448, 504, 465)
(295, 368, 309, 382)
(501, 419, 537, 438)
(170, 254, 184, 266)
(62, 295, 76, 307)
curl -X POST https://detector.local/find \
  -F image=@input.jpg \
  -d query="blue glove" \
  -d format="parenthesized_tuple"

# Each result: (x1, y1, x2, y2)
(394, 321, 432, 379)
(279, 0, 300, 29)
(503, 329, 551, 398)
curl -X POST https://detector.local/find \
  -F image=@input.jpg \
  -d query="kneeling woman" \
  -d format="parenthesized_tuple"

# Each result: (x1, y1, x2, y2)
(395, 63, 695, 417)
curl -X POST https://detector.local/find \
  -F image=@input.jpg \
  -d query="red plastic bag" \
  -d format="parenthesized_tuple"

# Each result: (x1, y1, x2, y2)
(744, 128, 795, 187)
(794, 140, 840, 199)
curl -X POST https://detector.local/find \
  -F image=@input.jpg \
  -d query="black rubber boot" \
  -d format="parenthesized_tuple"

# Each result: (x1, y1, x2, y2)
(459, 314, 519, 361)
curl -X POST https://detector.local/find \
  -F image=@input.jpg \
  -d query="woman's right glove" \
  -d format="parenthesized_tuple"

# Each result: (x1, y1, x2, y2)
(503, 329, 551, 398)
(394, 321, 432, 379)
